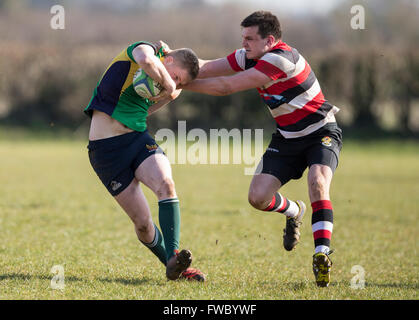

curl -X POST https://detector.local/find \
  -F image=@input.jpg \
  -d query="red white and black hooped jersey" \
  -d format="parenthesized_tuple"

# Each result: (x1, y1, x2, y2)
(227, 41, 339, 139)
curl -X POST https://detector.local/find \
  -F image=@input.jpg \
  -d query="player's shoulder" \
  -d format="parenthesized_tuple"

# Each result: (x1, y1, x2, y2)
(262, 41, 296, 59)
(127, 41, 160, 63)
(128, 41, 157, 54)
(260, 41, 302, 69)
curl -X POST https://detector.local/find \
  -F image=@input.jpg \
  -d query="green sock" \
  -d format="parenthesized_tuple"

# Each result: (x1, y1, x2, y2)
(141, 224, 167, 266)
(158, 198, 180, 260)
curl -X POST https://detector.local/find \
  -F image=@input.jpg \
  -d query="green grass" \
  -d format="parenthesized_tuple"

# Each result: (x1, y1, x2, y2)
(0, 138, 418, 300)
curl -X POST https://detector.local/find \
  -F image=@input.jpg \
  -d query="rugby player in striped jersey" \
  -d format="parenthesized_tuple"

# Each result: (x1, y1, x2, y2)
(155, 11, 342, 287)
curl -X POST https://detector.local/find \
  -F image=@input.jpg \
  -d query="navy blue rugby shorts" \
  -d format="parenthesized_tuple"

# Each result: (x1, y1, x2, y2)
(257, 122, 343, 186)
(87, 130, 163, 196)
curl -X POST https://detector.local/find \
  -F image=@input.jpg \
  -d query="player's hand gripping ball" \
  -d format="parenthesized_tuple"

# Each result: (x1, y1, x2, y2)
(133, 68, 163, 99)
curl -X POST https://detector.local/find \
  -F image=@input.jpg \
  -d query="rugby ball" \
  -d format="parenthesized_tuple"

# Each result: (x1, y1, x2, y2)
(133, 68, 163, 99)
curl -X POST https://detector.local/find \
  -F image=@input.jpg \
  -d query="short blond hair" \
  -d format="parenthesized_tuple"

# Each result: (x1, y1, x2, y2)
(167, 48, 199, 81)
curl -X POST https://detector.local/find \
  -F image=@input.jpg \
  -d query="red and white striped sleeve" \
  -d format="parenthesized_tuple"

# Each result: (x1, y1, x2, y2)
(226, 48, 246, 72)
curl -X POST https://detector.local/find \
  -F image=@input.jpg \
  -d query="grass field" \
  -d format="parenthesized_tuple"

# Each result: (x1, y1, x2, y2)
(0, 136, 418, 300)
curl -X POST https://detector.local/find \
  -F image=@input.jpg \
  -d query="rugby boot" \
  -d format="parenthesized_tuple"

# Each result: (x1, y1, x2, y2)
(312, 250, 334, 287)
(166, 249, 192, 280)
(283, 200, 306, 251)
(179, 267, 206, 282)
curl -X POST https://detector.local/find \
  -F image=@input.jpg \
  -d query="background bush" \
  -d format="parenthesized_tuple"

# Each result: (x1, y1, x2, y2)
(0, 0, 418, 138)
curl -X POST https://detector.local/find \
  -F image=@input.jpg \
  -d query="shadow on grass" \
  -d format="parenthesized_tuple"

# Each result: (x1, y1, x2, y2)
(0, 273, 83, 282)
(284, 280, 419, 291)
(366, 282, 419, 290)
(96, 276, 157, 286)
(0, 273, 157, 286)
(284, 280, 349, 290)
(287, 281, 310, 291)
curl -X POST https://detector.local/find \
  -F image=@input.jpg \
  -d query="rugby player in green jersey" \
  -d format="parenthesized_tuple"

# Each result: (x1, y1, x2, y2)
(84, 41, 205, 282)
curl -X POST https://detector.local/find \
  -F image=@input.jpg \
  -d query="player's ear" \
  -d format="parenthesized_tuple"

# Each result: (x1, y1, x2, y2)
(163, 55, 174, 65)
(266, 35, 276, 46)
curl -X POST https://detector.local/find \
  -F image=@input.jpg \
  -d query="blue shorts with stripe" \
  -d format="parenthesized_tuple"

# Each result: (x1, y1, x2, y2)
(87, 130, 163, 196)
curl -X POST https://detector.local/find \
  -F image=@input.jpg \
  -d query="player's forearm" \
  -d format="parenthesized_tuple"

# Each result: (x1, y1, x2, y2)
(148, 88, 182, 113)
(183, 77, 233, 96)
(140, 57, 176, 94)
(197, 59, 213, 78)
(198, 58, 208, 69)
(147, 98, 171, 115)
(197, 62, 217, 79)
(133, 47, 176, 95)
(197, 58, 235, 79)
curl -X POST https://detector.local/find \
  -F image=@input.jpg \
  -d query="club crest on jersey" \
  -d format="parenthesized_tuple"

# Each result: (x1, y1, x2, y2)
(321, 136, 332, 147)
(146, 144, 158, 152)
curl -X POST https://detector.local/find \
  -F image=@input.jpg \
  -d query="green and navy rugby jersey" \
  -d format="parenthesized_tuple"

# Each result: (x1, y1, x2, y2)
(84, 41, 164, 132)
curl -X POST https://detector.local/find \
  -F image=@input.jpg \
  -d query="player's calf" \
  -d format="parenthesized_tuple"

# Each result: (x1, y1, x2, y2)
(249, 192, 306, 251)
(311, 200, 333, 255)
(311, 200, 334, 287)
(260, 192, 301, 218)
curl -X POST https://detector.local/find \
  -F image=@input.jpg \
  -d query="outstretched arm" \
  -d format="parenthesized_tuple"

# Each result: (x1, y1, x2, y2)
(197, 57, 236, 78)
(154, 40, 235, 79)
(182, 68, 272, 96)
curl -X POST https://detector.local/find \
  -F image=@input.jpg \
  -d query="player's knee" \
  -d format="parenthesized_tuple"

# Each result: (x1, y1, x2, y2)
(248, 189, 269, 209)
(157, 177, 176, 199)
(135, 219, 153, 235)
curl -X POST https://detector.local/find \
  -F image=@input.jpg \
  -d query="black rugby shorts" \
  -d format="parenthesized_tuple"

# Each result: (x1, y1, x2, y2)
(257, 123, 343, 185)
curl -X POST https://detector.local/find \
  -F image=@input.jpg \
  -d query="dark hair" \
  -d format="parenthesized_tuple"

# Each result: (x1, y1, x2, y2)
(241, 11, 282, 40)
(167, 48, 199, 81)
